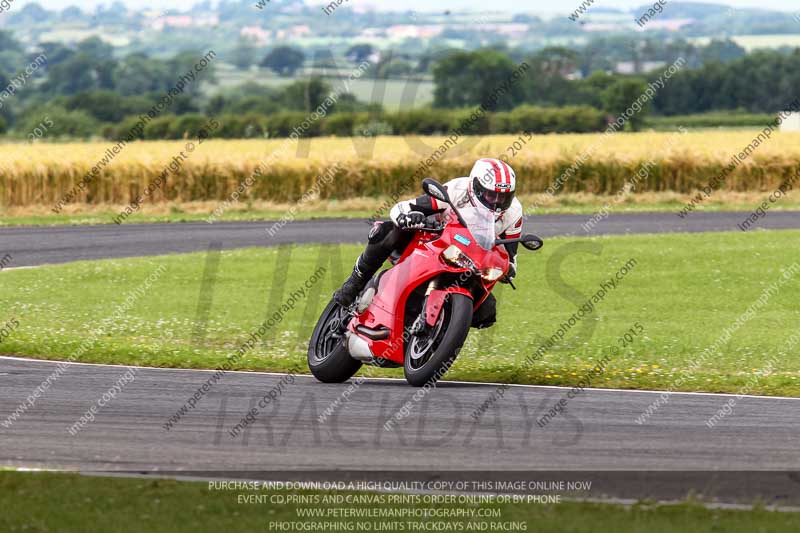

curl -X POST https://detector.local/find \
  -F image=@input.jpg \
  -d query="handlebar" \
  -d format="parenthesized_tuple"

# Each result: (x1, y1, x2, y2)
(496, 234, 544, 251)
(407, 217, 445, 233)
(417, 223, 445, 233)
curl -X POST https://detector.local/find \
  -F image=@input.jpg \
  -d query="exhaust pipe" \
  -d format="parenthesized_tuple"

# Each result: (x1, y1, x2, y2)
(346, 331, 377, 363)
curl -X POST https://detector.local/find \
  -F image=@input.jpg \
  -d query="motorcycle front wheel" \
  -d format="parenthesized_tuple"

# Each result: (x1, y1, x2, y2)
(404, 293, 473, 387)
(308, 299, 362, 383)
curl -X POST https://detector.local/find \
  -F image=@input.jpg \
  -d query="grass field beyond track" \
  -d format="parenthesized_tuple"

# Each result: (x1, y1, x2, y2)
(3, 132, 800, 209)
(1, 231, 798, 395)
(2, 190, 799, 226)
(1, 472, 798, 533)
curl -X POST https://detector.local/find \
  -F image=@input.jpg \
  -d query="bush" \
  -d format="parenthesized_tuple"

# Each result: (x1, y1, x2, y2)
(322, 113, 362, 136)
(492, 105, 605, 134)
(17, 106, 100, 140)
(103, 105, 611, 142)
(387, 109, 453, 135)
(168, 113, 209, 139)
(215, 113, 268, 139)
(646, 111, 774, 130)
(489, 112, 514, 134)
(103, 115, 148, 142)
(450, 108, 491, 135)
(562, 106, 607, 133)
(265, 111, 321, 138)
(143, 115, 176, 140)
(357, 120, 393, 137)
(63, 91, 156, 123)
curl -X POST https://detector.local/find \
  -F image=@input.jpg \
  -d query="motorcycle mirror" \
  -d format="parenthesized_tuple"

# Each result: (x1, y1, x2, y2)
(422, 178, 450, 204)
(521, 234, 544, 251)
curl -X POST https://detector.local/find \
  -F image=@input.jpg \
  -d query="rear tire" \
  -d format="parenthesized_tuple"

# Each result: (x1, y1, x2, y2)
(404, 293, 473, 387)
(308, 299, 362, 383)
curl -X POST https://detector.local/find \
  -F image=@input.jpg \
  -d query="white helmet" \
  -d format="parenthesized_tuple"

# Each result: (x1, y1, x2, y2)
(469, 158, 516, 213)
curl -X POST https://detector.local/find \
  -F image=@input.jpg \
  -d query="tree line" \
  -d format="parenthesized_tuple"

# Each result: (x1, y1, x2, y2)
(2, 29, 799, 139)
(431, 47, 800, 116)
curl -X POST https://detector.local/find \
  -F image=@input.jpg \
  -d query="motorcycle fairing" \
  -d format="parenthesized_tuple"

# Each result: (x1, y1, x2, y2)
(347, 222, 509, 365)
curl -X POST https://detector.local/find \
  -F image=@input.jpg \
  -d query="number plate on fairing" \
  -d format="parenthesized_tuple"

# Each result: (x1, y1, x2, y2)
(454, 234, 471, 246)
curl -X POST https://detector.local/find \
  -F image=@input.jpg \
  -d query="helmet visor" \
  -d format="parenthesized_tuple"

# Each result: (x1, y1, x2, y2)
(476, 187, 514, 212)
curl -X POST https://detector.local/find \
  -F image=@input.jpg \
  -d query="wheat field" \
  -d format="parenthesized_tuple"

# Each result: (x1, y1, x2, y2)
(2, 131, 799, 207)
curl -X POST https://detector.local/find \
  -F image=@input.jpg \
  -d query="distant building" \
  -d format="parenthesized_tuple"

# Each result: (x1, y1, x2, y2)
(385, 25, 443, 39)
(241, 26, 271, 45)
(635, 18, 695, 32)
(152, 15, 193, 29)
(780, 112, 800, 132)
(480, 23, 529, 38)
(582, 17, 694, 33)
(614, 61, 666, 74)
(582, 23, 625, 32)
(150, 14, 219, 31)
(288, 25, 312, 38)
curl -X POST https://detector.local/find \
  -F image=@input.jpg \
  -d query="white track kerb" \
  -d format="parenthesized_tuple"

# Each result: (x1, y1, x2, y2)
(3, 355, 800, 402)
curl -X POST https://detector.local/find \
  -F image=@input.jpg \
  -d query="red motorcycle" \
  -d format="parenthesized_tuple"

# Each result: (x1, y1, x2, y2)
(308, 179, 543, 386)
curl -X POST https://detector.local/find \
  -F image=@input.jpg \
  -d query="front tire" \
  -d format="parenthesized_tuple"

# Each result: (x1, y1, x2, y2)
(308, 299, 362, 383)
(404, 293, 473, 387)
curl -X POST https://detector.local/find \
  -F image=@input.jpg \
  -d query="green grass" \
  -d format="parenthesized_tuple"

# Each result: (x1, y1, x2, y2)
(1, 471, 798, 533)
(0, 208, 372, 227)
(1, 231, 799, 395)
(207, 63, 435, 111)
(645, 111, 775, 131)
(3, 197, 800, 227)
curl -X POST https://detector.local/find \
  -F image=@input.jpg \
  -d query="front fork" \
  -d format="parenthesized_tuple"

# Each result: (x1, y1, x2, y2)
(411, 279, 439, 335)
(413, 279, 476, 335)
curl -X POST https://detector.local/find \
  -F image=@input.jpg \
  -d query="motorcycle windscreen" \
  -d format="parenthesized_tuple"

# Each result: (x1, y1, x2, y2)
(458, 204, 497, 250)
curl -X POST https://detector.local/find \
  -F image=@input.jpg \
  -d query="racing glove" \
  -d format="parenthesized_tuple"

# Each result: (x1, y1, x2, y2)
(396, 211, 426, 230)
(501, 264, 517, 284)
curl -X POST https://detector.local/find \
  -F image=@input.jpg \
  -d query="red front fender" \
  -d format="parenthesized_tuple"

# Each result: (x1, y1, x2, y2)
(425, 288, 473, 327)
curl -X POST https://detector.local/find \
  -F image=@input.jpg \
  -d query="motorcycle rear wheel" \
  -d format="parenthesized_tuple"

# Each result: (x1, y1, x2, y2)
(308, 299, 362, 383)
(404, 293, 473, 387)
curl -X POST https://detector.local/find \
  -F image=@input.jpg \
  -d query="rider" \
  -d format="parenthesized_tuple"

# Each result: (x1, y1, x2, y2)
(334, 158, 524, 329)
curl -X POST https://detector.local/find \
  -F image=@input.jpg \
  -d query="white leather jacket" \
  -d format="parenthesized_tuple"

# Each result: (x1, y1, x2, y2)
(389, 177, 524, 269)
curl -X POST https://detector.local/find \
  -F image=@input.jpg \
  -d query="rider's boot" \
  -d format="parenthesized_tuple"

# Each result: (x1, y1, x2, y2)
(334, 246, 390, 307)
(335, 221, 409, 307)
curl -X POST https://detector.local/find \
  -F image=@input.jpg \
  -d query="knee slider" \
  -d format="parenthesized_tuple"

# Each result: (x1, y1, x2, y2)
(368, 221, 395, 244)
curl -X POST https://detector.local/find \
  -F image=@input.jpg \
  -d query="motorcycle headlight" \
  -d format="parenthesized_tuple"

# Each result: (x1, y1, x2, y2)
(441, 245, 475, 270)
(480, 267, 505, 282)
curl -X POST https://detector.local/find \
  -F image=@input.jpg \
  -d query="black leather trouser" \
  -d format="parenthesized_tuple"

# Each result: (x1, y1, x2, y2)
(359, 221, 413, 273)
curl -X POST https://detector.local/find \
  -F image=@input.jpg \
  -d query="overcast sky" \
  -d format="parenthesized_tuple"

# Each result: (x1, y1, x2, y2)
(16, 0, 800, 14)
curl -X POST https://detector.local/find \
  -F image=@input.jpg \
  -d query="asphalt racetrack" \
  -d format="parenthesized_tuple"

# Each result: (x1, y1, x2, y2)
(2, 212, 800, 506)
(2, 356, 800, 506)
(2, 211, 799, 267)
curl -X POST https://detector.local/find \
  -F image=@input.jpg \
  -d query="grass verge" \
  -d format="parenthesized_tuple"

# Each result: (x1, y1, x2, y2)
(1, 190, 798, 226)
(1, 231, 799, 395)
(1, 471, 797, 533)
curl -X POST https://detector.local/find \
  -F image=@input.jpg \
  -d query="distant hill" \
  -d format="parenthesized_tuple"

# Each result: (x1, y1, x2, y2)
(632, 2, 732, 19)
